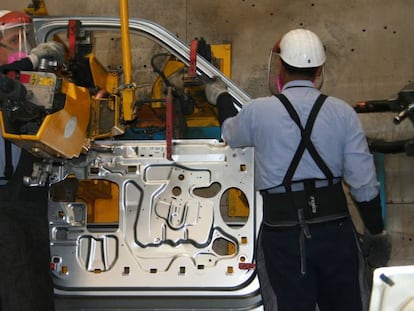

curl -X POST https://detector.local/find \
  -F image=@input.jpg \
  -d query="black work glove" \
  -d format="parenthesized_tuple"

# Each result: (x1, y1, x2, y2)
(360, 230, 392, 268)
(355, 194, 384, 234)
(216, 92, 237, 126)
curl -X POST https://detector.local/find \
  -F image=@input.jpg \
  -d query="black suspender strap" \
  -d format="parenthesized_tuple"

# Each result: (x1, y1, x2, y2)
(1, 139, 13, 181)
(276, 93, 334, 191)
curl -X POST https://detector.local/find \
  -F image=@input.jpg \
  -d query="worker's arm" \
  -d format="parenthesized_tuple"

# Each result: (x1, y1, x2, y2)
(342, 108, 392, 266)
(0, 57, 34, 72)
(205, 77, 258, 149)
(0, 41, 64, 73)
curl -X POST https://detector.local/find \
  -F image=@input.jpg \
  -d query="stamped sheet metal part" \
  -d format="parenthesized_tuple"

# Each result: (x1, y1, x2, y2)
(28, 15, 262, 307)
(48, 140, 257, 294)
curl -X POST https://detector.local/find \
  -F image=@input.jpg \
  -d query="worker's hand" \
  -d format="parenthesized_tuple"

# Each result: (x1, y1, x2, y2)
(205, 77, 228, 105)
(28, 41, 65, 68)
(361, 230, 392, 268)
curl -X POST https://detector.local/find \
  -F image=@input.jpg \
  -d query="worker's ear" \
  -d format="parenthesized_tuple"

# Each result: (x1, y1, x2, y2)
(313, 65, 324, 90)
(315, 66, 323, 77)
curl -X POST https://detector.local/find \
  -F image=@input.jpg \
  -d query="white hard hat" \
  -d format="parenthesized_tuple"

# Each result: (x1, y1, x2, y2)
(276, 29, 326, 68)
(267, 29, 326, 94)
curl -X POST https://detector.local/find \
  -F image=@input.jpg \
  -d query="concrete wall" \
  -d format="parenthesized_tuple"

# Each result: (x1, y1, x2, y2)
(2, 0, 414, 264)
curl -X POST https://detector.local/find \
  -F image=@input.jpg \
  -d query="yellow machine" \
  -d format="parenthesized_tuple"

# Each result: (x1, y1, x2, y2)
(0, 71, 91, 158)
(1, 0, 231, 160)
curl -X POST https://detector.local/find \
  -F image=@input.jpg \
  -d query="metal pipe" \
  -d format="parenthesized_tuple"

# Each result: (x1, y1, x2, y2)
(119, 0, 132, 84)
(119, 0, 135, 121)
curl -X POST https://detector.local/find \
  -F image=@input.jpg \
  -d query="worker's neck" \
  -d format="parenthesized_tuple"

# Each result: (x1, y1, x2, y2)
(283, 73, 315, 84)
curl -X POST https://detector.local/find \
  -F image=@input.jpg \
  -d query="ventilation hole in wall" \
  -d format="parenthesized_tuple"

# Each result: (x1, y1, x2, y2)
(393, 30, 397, 34)
(311, 3, 315, 6)
(362, 29, 367, 32)
(350, 48, 355, 52)
(384, 26, 388, 30)
(251, 4, 256, 7)
(299, 22, 304, 27)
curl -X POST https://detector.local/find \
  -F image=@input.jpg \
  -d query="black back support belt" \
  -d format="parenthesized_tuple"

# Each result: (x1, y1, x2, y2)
(262, 181, 349, 227)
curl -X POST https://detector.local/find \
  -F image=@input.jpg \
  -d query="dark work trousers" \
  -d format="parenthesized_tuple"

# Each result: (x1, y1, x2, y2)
(261, 217, 363, 311)
(0, 150, 54, 311)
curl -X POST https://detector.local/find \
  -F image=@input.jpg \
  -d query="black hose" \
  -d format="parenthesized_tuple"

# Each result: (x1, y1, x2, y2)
(150, 53, 174, 88)
(367, 138, 408, 154)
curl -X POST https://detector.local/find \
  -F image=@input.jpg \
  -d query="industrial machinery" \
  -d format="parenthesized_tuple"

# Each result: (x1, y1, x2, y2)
(355, 82, 414, 155)
(0, 2, 262, 310)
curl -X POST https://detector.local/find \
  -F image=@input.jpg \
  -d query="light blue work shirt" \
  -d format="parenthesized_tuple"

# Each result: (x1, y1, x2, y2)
(0, 131, 21, 185)
(222, 80, 379, 202)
